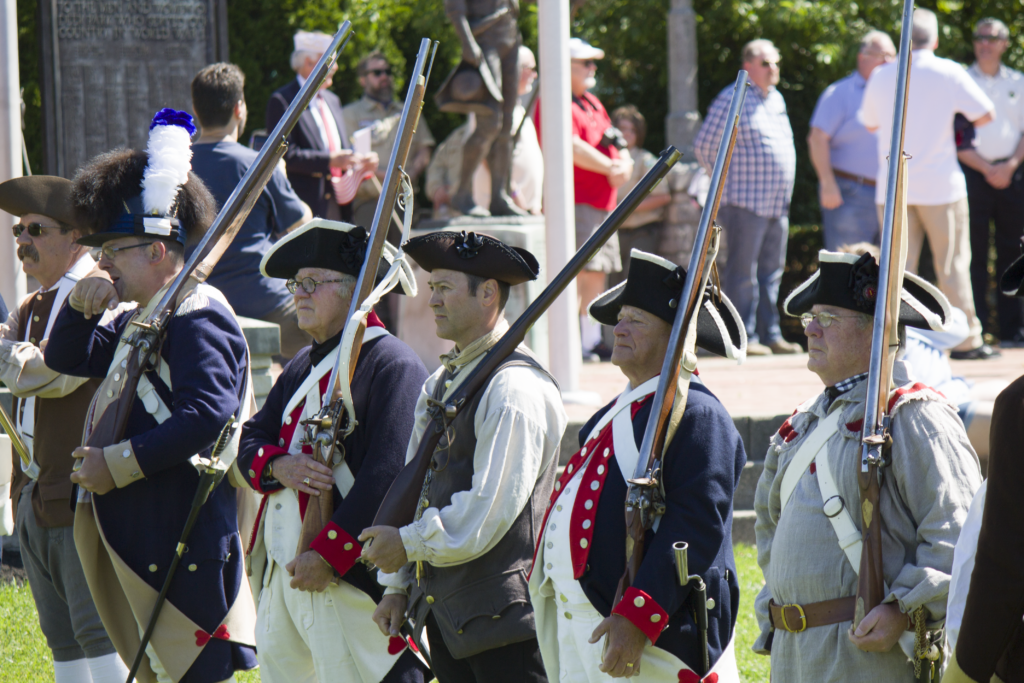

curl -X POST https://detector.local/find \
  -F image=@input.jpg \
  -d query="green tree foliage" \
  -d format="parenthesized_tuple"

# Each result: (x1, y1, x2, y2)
(14, 0, 1024, 220)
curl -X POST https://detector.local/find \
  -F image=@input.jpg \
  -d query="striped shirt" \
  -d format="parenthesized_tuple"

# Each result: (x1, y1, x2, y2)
(694, 83, 796, 218)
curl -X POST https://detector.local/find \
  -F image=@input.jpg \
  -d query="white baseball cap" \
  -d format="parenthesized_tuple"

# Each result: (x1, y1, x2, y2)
(569, 37, 605, 61)
(294, 30, 333, 54)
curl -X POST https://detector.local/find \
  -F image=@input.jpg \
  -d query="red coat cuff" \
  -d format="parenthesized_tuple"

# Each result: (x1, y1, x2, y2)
(309, 521, 361, 577)
(612, 587, 669, 644)
(247, 445, 288, 493)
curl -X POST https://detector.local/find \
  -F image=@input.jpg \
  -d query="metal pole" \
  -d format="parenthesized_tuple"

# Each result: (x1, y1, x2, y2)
(0, 0, 27, 307)
(538, 0, 586, 398)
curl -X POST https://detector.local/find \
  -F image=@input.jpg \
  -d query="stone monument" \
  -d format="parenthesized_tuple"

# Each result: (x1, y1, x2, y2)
(38, 0, 228, 178)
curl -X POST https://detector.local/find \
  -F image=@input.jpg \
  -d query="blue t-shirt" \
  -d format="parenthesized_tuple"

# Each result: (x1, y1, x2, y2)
(809, 71, 878, 179)
(189, 140, 307, 318)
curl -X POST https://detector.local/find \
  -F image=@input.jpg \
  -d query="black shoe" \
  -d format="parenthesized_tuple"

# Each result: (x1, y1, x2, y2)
(950, 344, 1002, 360)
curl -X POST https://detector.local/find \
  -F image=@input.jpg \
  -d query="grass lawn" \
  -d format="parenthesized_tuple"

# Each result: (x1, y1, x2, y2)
(1, 544, 770, 682)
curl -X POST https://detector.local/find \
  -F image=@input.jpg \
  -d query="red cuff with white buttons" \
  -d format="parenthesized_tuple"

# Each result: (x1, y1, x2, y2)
(612, 587, 669, 643)
(247, 445, 288, 493)
(309, 521, 362, 576)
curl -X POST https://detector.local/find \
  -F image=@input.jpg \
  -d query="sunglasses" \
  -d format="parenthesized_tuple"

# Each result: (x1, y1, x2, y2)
(12, 223, 51, 238)
(367, 68, 392, 77)
(761, 60, 780, 68)
(286, 277, 345, 294)
(574, 59, 596, 68)
(973, 34, 1006, 43)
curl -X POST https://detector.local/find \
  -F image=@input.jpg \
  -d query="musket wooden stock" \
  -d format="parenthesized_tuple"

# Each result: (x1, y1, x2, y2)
(372, 147, 682, 530)
(613, 71, 749, 611)
(293, 39, 437, 557)
(0, 399, 31, 469)
(76, 23, 354, 475)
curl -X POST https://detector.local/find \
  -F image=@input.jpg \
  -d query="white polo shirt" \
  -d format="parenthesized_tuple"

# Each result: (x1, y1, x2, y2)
(967, 63, 1024, 162)
(859, 50, 994, 206)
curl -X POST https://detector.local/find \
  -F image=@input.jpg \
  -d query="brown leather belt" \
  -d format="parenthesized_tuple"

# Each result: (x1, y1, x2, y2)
(833, 169, 876, 187)
(769, 597, 856, 633)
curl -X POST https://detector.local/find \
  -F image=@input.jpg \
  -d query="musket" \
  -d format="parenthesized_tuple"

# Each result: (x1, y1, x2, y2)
(373, 145, 683, 529)
(79, 23, 354, 471)
(126, 416, 239, 683)
(293, 39, 439, 559)
(0, 401, 30, 470)
(855, 0, 914, 630)
(611, 71, 749, 677)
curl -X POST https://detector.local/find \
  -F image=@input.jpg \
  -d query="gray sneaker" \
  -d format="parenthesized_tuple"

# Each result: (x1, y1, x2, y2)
(746, 342, 773, 356)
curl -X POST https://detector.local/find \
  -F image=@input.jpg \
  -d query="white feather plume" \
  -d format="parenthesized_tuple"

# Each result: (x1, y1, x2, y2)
(142, 124, 193, 216)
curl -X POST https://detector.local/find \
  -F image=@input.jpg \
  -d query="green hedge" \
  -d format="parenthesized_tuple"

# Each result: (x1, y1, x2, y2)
(16, 0, 1024, 222)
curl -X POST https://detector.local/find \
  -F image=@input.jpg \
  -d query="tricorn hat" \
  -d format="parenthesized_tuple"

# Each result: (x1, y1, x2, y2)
(588, 250, 747, 360)
(403, 230, 539, 286)
(261, 219, 415, 295)
(1001, 246, 1024, 298)
(73, 109, 214, 248)
(783, 250, 951, 330)
(0, 176, 84, 229)
(434, 60, 503, 116)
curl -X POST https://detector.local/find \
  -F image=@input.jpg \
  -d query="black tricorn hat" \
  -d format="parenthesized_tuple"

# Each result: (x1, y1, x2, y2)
(588, 250, 747, 360)
(403, 230, 539, 286)
(783, 250, 951, 330)
(260, 219, 415, 295)
(0, 176, 84, 229)
(1001, 246, 1024, 297)
(434, 60, 503, 115)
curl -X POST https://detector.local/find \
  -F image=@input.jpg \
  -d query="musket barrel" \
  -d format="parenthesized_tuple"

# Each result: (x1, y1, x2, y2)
(673, 541, 690, 586)
(864, 0, 914, 446)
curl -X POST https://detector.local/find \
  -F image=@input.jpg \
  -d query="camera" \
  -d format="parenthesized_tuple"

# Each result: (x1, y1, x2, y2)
(600, 126, 628, 150)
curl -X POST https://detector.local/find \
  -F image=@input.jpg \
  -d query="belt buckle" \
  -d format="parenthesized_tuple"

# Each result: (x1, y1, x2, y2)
(781, 603, 807, 633)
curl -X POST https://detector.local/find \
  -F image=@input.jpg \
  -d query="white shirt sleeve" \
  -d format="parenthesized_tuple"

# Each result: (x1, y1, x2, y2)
(955, 69, 996, 122)
(399, 365, 566, 567)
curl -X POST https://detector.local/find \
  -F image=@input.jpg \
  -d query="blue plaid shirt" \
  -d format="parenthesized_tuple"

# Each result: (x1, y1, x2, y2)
(694, 83, 796, 218)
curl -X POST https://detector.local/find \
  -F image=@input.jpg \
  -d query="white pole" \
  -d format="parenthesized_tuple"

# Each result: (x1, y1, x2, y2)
(666, 0, 701, 155)
(538, 0, 583, 396)
(0, 0, 26, 309)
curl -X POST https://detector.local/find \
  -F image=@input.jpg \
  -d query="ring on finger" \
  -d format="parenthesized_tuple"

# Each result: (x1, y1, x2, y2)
(303, 476, 311, 486)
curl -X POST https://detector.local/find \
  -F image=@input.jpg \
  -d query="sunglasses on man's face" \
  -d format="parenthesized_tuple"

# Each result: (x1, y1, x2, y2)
(761, 59, 780, 68)
(974, 34, 1006, 43)
(12, 223, 52, 238)
(367, 68, 392, 77)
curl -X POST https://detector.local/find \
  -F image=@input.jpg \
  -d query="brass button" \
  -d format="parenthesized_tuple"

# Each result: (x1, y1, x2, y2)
(36, 295, 42, 301)
(122, 449, 131, 458)
(114, 373, 121, 381)
(581, 447, 587, 456)
(585, 500, 594, 510)
(580, 539, 588, 549)
(121, 359, 127, 368)
(29, 337, 36, 343)
(275, 504, 282, 510)
(131, 471, 140, 478)
(426, 596, 435, 605)
(285, 416, 292, 425)
(278, 438, 285, 446)
(106, 389, 113, 398)
(603, 448, 610, 457)
(457, 629, 463, 634)
(564, 611, 572, 620)
(546, 542, 553, 549)
(188, 564, 197, 572)
(546, 563, 552, 570)
(248, 469, 256, 478)
(328, 530, 338, 540)
(33, 315, 39, 322)
(567, 464, 573, 474)
(590, 481, 600, 491)
(597, 465, 605, 475)
(555, 481, 561, 491)
(258, 448, 264, 457)
(582, 520, 591, 530)
(560, 594, 568, 603)
(706, 598, 716, 610)
(650, 614, 661, 623)
(634, 596, 645, 608)
(149, 564, 158, 572)
(344, 543, 353, 551)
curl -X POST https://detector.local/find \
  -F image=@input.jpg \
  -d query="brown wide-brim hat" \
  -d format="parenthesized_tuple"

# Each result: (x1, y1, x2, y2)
(434, 60, 503, 116)
(0, 176, 83, 229)
(403, 230, 539, 286)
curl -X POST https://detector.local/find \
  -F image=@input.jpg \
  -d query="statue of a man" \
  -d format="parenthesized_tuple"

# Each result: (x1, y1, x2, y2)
(436, 0, 525, 217)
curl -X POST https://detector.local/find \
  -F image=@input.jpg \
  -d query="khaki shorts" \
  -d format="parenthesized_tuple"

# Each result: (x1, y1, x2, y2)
(575, 203, 621, 273)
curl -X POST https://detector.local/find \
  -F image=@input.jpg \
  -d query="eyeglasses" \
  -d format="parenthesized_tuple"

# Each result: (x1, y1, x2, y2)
(367, 68, 392, 77)
(286, 277, 345, 294)
(973, 34, 1006, 43)
(99, 242, 153, 260)
(761, 60, 780, 68)
(13, 223, 50, 238)
(800, 312, 858, 329)
(573, 59, 596, 68)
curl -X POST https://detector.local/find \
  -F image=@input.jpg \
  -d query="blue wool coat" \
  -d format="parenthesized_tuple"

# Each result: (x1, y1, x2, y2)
(574, 382, 746, 673)
(45, 297, 258, 683)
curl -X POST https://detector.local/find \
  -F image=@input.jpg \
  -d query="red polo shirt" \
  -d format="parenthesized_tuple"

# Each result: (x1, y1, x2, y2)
(535, 91, 619, 211)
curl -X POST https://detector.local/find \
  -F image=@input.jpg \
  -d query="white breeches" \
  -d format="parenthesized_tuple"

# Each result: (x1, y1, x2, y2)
(545, 594, 740, 683)
(254, 558, 407, 683)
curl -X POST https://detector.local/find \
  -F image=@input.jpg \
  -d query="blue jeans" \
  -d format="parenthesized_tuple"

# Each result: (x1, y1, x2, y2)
(718, 204, 788, 345)
(821, 176, 880, 251)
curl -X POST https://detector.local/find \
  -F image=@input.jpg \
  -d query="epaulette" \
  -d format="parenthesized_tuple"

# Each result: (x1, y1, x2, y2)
(174, 289, 209, 317)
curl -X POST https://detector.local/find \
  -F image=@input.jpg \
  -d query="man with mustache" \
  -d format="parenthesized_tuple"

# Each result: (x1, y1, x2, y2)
(0, 176, 130, 682)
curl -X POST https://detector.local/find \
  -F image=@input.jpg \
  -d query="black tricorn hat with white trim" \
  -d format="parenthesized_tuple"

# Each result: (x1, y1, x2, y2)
(783, 250, 951, 330)
(588, 250, 747, 360)
(1001, 247, 1024, 297)
(403, 230, 539, 286)
(260, 219, 415, 295)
